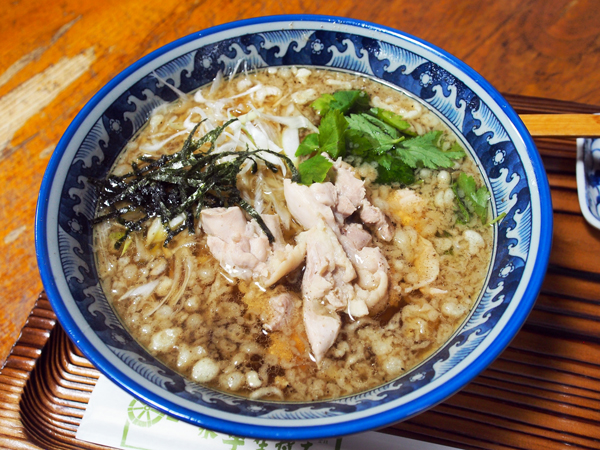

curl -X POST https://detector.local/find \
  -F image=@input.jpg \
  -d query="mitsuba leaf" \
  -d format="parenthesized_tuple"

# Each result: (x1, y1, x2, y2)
(311, 90, 371, 116)
(369, 107, 410, 132)
(454, 172, 490, 223)
(296, 133, 320, 156)
(311, 93, 336, 116)
(298, 154, 334, 185)
(344, 129, 377, 158)
(449, 141, 465, 155)
(375, 154, 415, 185)
(332, 90, 370, 114)
(397, 131, 465, 169)
(318, 109, 348, 159)
(346, 114, 404, 154)
(452, 183, 471, 224)
(301, 89, 469, 188)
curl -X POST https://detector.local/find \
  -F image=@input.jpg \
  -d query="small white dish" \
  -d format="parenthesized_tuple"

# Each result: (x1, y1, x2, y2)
(576, 137, 600, 229)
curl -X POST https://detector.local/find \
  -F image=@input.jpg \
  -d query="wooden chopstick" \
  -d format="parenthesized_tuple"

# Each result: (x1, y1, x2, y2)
(520, 114, 600, 137)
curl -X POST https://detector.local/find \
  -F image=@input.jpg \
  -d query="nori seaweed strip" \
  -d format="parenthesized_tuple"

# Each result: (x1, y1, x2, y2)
(239, 199, 275, 243)
(92, 120, 298, 247)
(179, 121, 205, 161)
(253, 150, 301, 183)
(113, 214, 148, 249)
(92, 204, 138, 224)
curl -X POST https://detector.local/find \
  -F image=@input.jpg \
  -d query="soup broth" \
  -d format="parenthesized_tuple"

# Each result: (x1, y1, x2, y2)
(94, 67, 492, 401)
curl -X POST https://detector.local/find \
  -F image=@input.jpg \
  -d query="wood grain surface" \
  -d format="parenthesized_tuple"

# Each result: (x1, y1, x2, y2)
(1, 1, 600, 448)
(521, 114, 600, 137)
(1, 0, 600, 387)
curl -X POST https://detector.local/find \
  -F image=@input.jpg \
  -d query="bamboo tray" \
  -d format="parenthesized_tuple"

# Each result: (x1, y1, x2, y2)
(2, 94, 600, 450)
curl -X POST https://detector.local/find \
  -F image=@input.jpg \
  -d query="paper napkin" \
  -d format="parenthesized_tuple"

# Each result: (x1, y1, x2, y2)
(77, 375, 460, 450)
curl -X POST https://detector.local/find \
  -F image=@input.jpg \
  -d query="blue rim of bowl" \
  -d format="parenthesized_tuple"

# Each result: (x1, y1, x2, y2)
(35, 14, 553, 440)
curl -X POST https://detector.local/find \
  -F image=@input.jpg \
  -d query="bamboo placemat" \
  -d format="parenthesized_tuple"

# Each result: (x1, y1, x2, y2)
(1, 94, 599, 450)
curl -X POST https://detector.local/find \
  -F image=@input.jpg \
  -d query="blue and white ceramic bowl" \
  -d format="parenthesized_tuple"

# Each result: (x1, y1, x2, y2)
(577, 137, 600, 230)
(36, 15, 552, 440)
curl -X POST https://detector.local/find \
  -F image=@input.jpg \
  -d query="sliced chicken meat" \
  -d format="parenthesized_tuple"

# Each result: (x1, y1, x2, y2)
(201, 206, 248, 240)
(202, 160, 395, 366)
(360, 201, 394, 241)
(283, 179, 339, 231)
(303, 295, 341, 365)
(340, 223, 372, 251)
(298, 223, 356, 311)
(259, 241, 306, 287)
(202, 207, 269, 279)
(332, 157, 394, 240)
(350, 246, 389, 315)
(265, 292, 294, 332)
(284, 158, 394, 241)
(331, 158, 366, 222)
(201, 207, 305, 286)
(338, 225, 389, 316)
(284, 167, 393, 362)
(403, 235, 440, 293)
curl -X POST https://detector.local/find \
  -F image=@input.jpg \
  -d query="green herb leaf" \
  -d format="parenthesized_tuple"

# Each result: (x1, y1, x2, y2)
(454, 172, 490, 223)
(452, 182, 470, 224)
(449, 141, 465, 155)
(374, 154, 415, 185)
(311, 90, 370, 116)
(318, 109, 348, 159)
(369, 107, 410, 132)
(330, 90, 370, 114)
(487, 212, 506, 226)
(298, 154, 334, 185)
(344, 129, 377, 158)
(296, 133, 320, 156)
(346, 113, 404, 154)
(397, 131, 465, 169)
(303, 89, 468, 188)
(311, 93, 336, 116)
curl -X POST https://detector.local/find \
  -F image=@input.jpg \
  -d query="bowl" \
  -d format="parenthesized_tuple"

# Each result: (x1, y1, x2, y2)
(35, 15, 552, 440)
(577, 137, 600, 230)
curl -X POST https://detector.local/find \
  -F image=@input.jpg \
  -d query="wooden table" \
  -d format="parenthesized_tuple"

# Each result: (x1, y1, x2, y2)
(1, 1, 600, 448)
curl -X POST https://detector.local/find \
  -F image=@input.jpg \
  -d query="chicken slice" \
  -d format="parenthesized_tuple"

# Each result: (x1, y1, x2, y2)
(303, 296, 341, 365)
(265, 292, 294, 332)
(201, 207, 249, 241)
(201, 207, 305, 285)
(202, 207, 268, 279)
(332, 158, 366, 222)
(283, 179, 339, 231)
(331, 157, 394, 240)
(351, 246, 389, 315)
(283, 164, 394, 362)
(339, 226, 390, 316)
(299, 224, 356, 310)
(360, 201, 394, 241)
(259, 241, 306, 287)
(294, 223, 358, 364)
(403, 235, 440, 293)
(341, 223, 372, 251)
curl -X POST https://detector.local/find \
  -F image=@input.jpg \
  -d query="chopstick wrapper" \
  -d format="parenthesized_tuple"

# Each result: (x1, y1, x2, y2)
(77, 375, 459, 450)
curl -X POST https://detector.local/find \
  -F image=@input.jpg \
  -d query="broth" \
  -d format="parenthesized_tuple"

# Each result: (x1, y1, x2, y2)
(94, 67, 492, 401)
